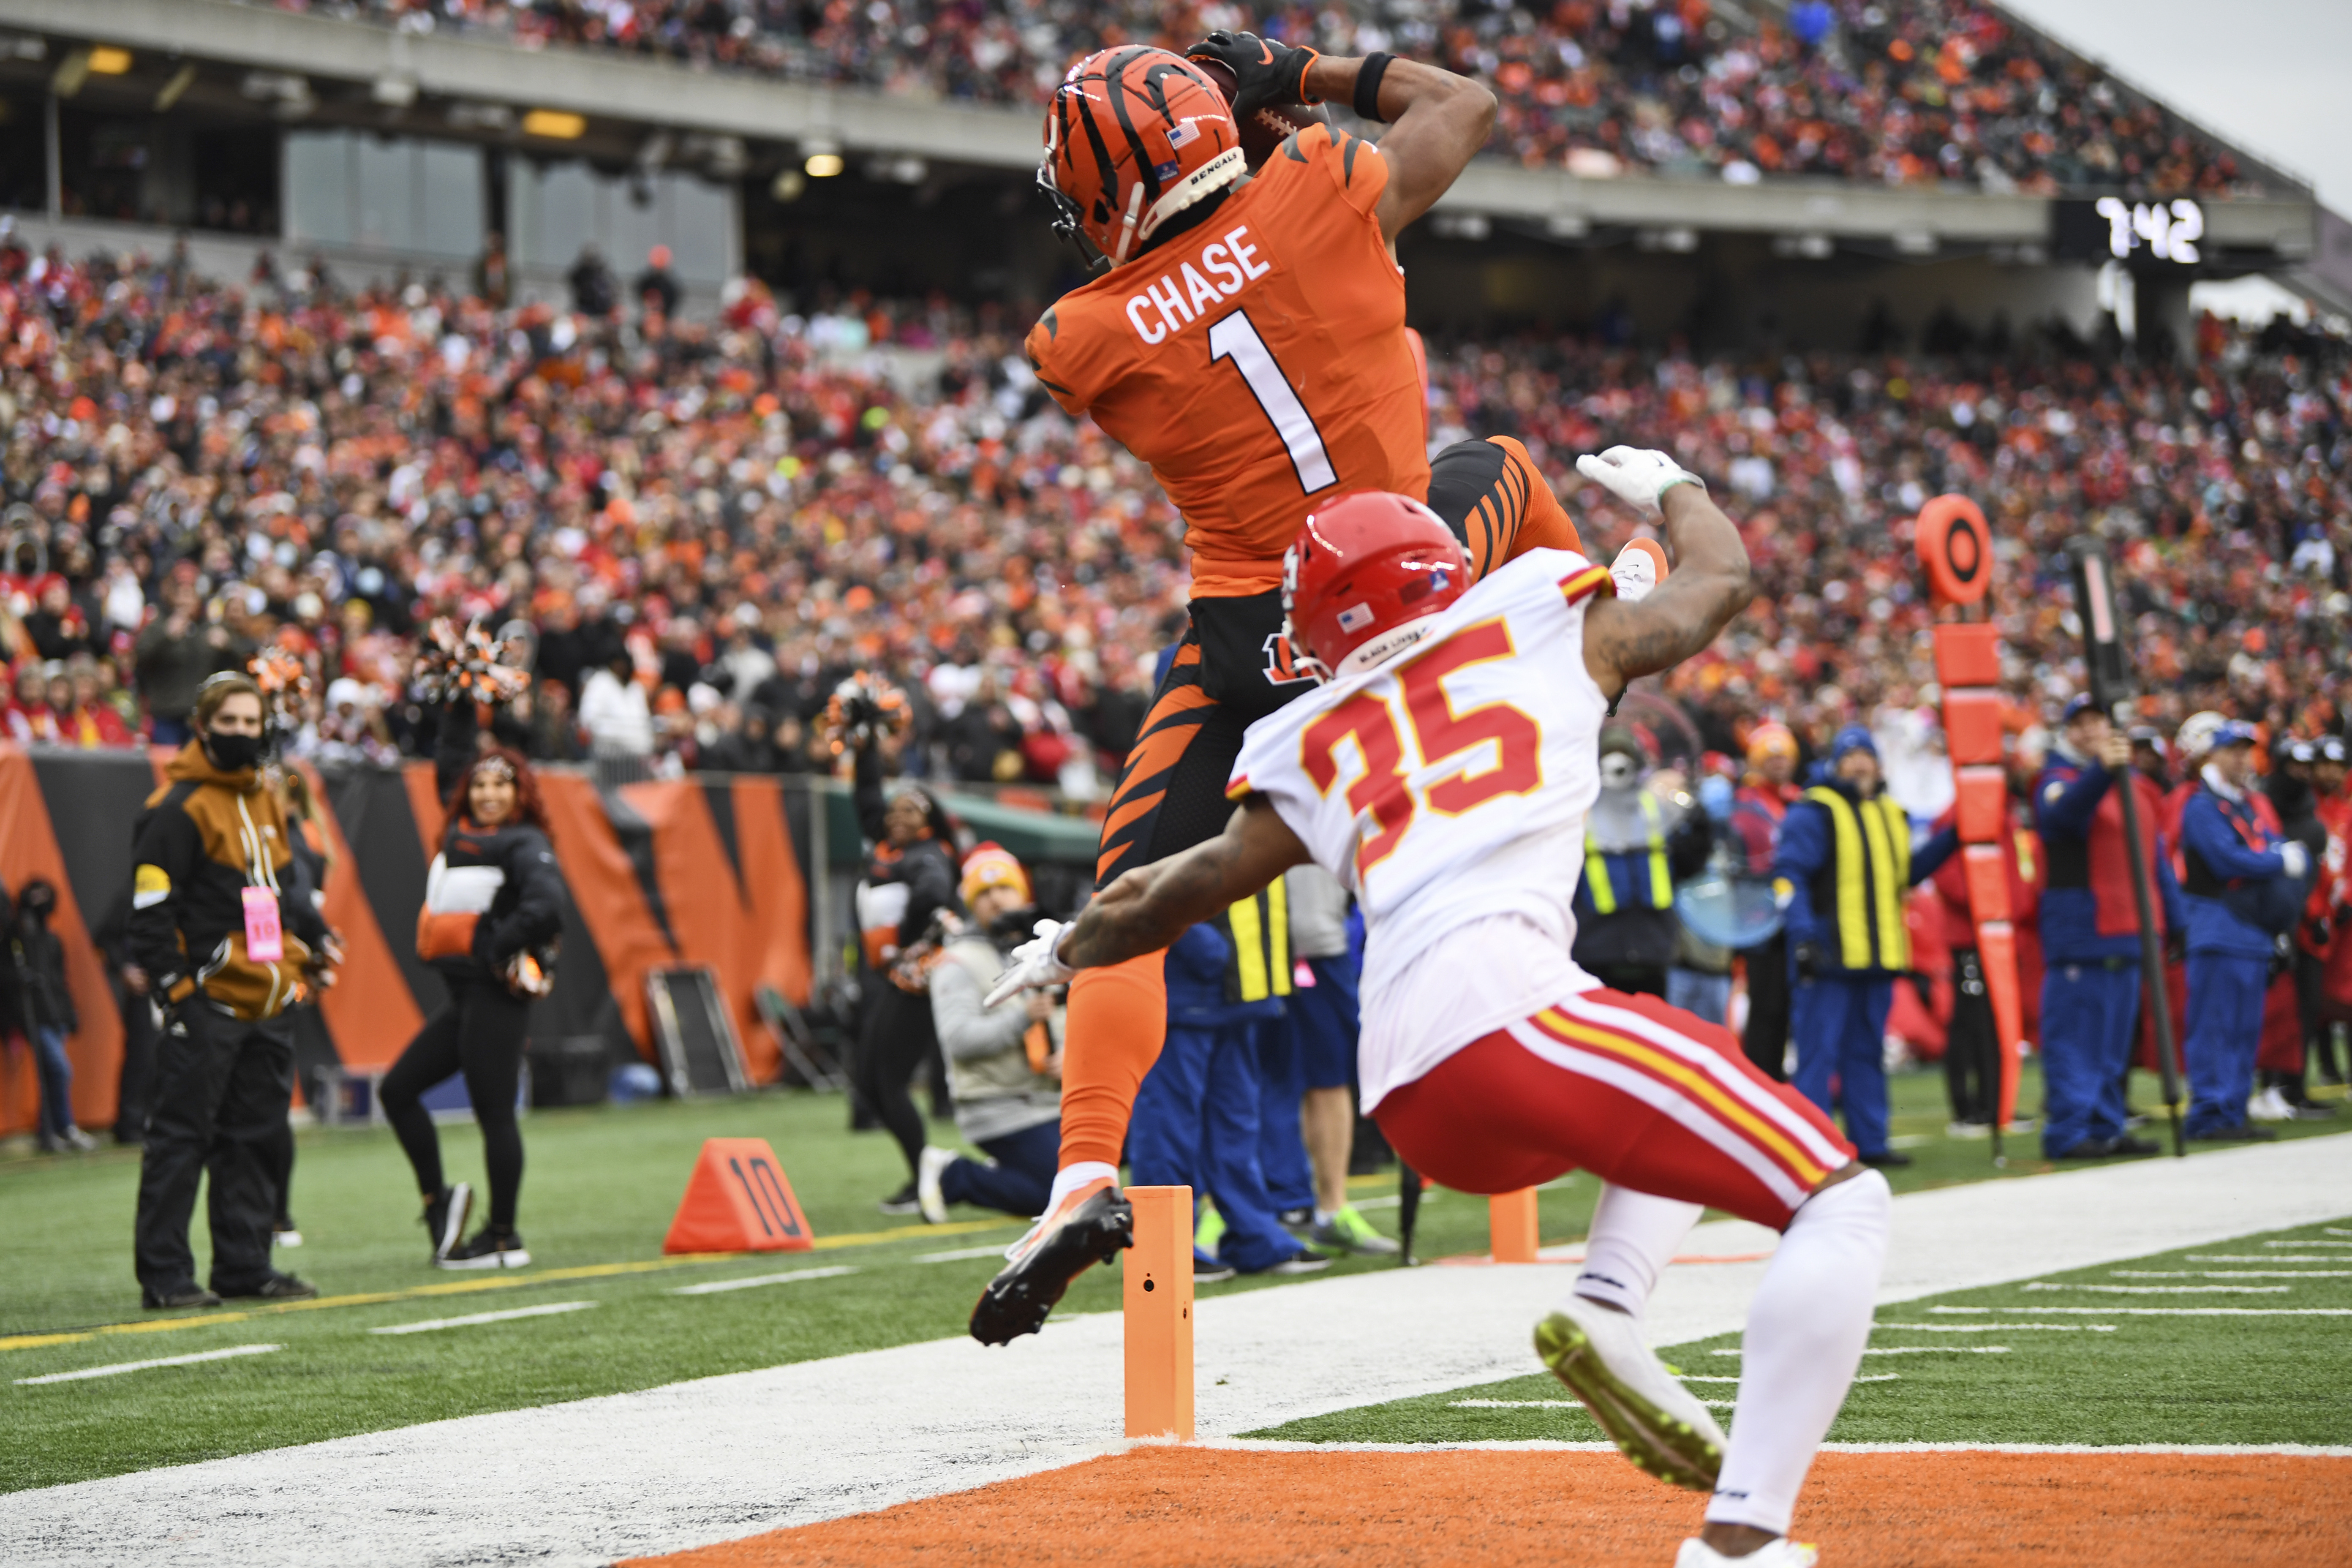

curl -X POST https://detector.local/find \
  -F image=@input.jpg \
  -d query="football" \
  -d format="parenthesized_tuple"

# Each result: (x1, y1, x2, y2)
(1190, 56, 1330, 169)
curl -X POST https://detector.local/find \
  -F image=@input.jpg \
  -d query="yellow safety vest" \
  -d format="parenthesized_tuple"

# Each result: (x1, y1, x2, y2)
(1802, 784, 1912, 971)
(1584, 790, 1673, 916)
(1224, 877, 1293, 1002)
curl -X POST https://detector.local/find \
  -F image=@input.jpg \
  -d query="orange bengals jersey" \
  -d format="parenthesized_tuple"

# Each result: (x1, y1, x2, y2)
(1026, 122, 1427, 599)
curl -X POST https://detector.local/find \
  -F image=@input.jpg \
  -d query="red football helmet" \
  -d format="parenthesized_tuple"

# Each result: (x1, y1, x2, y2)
(1040, 47, 1247, 272)
(1281, 491, 1470, 682)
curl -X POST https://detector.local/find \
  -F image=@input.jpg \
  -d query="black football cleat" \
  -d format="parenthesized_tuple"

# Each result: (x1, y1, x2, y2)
(969, 1180, 1133, 1346)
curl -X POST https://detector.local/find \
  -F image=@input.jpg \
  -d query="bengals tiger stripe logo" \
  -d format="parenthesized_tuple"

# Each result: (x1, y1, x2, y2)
(1261, 631, 1315, 686)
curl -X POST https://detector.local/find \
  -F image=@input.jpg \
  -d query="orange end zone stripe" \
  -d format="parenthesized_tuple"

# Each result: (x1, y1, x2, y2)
(1532, 1007, 1828, 1187)
(1557, 564, 1612, 604)
(623, 1448, 2352, 1568)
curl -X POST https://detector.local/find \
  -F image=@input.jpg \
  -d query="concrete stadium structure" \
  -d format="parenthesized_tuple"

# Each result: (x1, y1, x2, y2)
(1, 0, 2344, 348)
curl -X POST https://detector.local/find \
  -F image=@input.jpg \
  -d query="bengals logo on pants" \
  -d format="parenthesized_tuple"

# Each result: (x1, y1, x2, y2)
(1261, 631, 1317, 687)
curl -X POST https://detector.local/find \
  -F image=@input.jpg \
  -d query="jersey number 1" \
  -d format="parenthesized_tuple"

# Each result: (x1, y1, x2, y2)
(1300, 618, 1542, 880)
(1209, 311, 1337, 494)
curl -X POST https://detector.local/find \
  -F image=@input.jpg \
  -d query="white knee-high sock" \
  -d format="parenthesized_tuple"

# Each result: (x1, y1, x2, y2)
(1571, 1182, 1705, 1318)
(1707, 1170, 1892, 1536)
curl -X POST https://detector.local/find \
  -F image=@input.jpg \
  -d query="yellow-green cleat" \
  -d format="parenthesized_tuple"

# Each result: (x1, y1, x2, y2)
(1535, 1299, 1727, 1492)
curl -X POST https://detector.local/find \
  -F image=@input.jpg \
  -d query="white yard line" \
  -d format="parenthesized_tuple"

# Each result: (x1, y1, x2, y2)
(1930, 1305, 2352, 1316)
(911, 1247, 1011, 1264)
(1873, 1322, 2116, 1331)
(2023, 1282, 2289, 1293)
(2113, 1269, 2350, 1278)
(14, 1344, 281, 1386)
(1, 1135, 2345, 1568)
(370, 1303, 595, 1336)
(668, 1267, 858, 1295)
(1713, 1345, 2012, 1356)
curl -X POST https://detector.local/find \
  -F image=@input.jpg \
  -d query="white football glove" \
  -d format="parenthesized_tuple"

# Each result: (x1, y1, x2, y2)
(1575, 446, 1707, 517)
(2279, 840, 2310, 881)
(983, 919, 1078, 1007)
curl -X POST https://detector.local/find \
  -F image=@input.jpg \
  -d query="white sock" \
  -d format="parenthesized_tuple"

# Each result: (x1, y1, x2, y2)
(1314, 1207, 1335, 1227)
(1707, 1170, 1892, 1536)
(1571, 1182, 1705, 1318)
(1043, 1161, 1117, 1217)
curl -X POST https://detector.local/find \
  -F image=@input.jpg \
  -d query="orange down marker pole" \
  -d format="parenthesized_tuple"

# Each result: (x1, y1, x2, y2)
(1123, 1185, 1194, 1439)
(1919, 494, 2028, 1159)
(1490, 1188, 1540, 1263)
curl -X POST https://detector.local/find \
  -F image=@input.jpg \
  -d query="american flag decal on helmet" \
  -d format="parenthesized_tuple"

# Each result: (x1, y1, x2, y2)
(1337, 603, 1374, 632)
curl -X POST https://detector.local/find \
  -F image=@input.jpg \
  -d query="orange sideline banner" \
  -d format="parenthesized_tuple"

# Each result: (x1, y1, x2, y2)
(0, 747, 823, 1138)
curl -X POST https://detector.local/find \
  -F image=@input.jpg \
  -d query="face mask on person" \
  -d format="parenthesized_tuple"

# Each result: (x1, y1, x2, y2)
(1599, 752, 1639, 789)
(204, 730, 265, 773)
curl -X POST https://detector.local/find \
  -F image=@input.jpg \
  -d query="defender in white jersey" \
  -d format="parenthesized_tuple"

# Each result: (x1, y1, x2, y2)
(990, 452, 1892, 1568)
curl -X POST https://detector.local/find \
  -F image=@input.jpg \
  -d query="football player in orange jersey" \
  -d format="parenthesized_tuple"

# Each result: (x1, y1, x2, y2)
(972, 37, 1586, 1345)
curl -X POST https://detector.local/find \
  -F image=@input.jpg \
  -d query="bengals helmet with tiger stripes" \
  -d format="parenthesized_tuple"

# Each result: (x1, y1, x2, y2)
(1040, 47, 1248, 273)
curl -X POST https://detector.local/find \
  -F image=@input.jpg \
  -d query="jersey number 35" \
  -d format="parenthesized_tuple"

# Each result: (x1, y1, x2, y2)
(1300, 618, 1542, 880)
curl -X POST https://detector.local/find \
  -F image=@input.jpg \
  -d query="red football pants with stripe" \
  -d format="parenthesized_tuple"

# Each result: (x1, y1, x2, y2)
(1376, 987, 1856, 1231)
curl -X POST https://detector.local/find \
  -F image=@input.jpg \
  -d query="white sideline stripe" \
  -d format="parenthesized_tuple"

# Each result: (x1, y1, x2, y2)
(370, 1303, 595, 1335)
(2265, 1241, 2352, 1248)
(911, 1248, 1008, 1265)
(670, 1268, 859, 1295)
(1713, 1346, 2010, 1356)
(2023, 1282, 2289, 1294)
(1930, 1306, 2352, 1316)
(14, 1344, 282, 1385)
(1875, 1322, 2117, 1332)
(5, 1139, 2344, 1568)
(2200, 1253, 2352, 1260)
(2114, 1270, 2349, 1278)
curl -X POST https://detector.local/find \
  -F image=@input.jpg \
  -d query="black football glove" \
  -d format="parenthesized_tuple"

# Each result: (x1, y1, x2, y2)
(1186, 31, 1321, 117)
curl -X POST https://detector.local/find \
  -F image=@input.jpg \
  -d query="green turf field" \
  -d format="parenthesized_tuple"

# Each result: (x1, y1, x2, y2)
(1, 1062, 2341, 1492)
(1251, 1213, 2352, 1448)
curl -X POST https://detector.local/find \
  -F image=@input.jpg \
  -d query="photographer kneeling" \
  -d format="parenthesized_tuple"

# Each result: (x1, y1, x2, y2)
(130, 674, 337, 1309)
(915, 846, 1061, 1224)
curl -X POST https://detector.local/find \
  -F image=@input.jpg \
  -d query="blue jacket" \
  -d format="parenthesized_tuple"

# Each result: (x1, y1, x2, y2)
(2177, 787, 2297, 958)
(1165, 922, 1286, 1028)
(1774, 787, 1958, 975)
(2034, 755, 2186, 963)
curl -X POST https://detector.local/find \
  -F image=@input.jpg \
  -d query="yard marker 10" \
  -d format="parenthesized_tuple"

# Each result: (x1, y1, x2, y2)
(1489, 1189, 1540, 1263)
(1124, 1185, 1194, 1440)
(662, 1138, 814, 1254)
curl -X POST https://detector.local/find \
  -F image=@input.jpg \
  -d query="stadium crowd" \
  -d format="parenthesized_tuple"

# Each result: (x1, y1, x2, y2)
(0, 239, 2342, 795)
(242, 0, 2269, 195)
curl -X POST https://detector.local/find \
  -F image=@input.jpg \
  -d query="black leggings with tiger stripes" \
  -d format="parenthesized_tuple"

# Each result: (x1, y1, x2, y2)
(1092, 434, 1582, 889)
